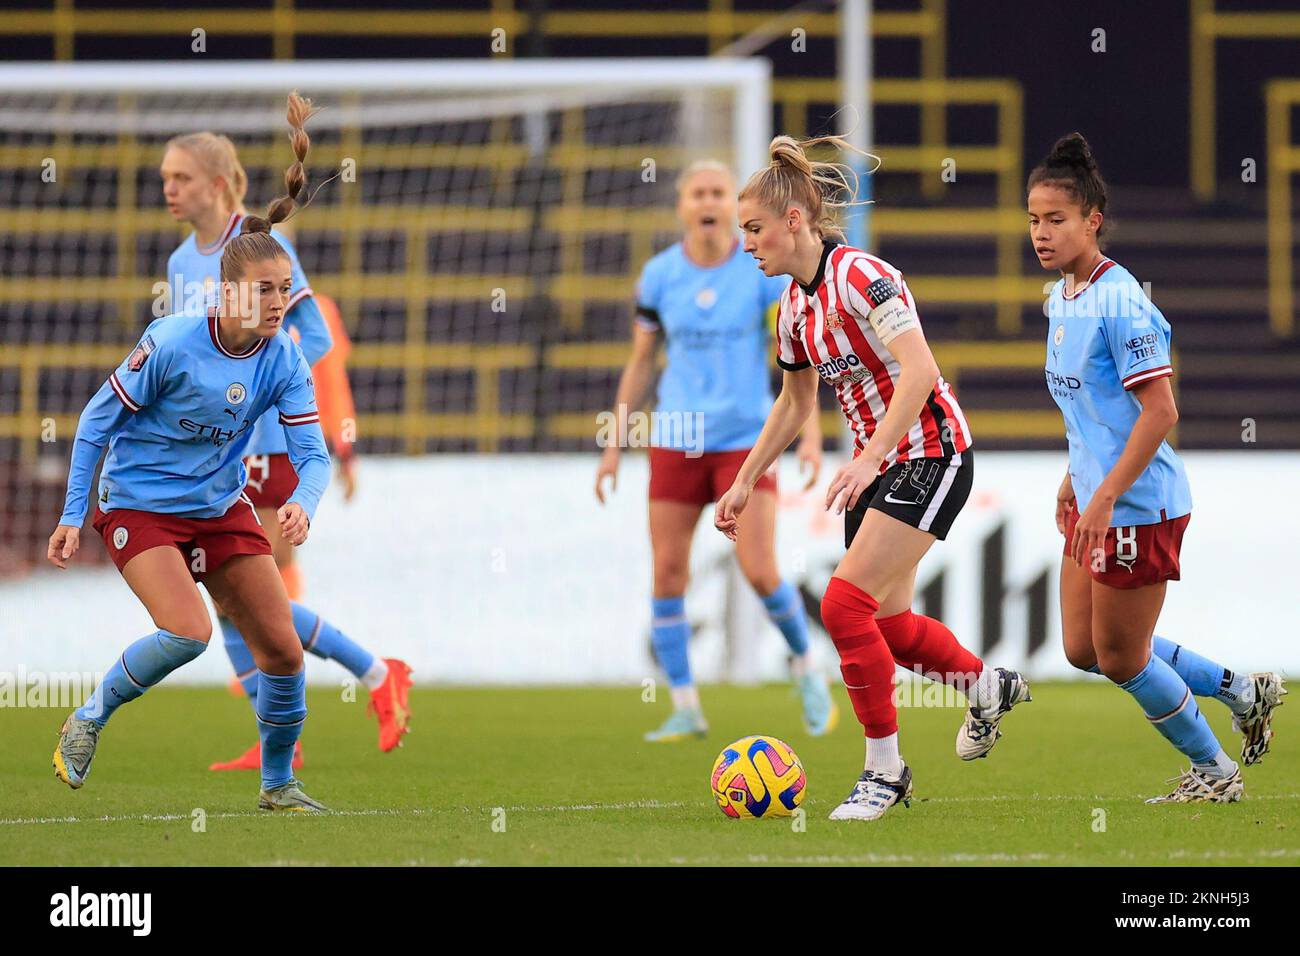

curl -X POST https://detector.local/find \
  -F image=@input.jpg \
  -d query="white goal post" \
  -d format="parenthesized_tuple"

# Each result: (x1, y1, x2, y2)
(0, 59, 771, 177)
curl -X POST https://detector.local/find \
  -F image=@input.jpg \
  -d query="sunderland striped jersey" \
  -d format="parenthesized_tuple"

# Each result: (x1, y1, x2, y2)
(775, 240, 972, 470)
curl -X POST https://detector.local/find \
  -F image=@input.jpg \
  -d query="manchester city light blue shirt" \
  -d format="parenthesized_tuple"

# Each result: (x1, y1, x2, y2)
(635, 241, 790, 453)
(1044, 257, 1192, 526)
(59, 309, 331, 527)
(166, 212, 332, 459)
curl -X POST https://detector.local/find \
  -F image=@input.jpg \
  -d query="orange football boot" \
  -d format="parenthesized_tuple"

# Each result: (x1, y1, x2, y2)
(367, 659, 413, 752)
(209, 740, 304, 771)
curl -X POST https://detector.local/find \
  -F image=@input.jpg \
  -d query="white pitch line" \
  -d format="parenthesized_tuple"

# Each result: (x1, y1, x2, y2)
(919, 793, 1300, 803)
(2, 793, 1296, 827)
(649, 847, 1300, 866)
(0, 799, 693, 826)
(656, 852, 1061, 865)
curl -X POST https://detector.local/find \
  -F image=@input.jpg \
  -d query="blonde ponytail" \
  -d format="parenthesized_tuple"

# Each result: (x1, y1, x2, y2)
(739, 134, 878, 239)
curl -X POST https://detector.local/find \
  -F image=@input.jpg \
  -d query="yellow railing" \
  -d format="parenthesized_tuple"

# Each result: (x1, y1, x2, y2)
(1190, 0, 1300, 200)
(1266, 79, 1300, 338)
(0, 74, 1031, 333)
(6, 3, 944, 63)
(0, 340, 1060, 462)
(775, 77, 1026, 333)
(6, 0, 952, 191)
(0, 1, 1055, 451)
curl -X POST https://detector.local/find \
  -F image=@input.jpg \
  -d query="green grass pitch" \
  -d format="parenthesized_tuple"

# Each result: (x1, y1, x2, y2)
(2, 682, 1296, 866)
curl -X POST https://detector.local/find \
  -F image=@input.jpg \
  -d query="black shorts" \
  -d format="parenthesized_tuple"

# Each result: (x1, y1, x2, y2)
(845, 450, 974, 548)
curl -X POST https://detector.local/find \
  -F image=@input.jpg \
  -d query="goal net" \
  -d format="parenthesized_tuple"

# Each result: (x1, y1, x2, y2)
(0, 59, 771, 578)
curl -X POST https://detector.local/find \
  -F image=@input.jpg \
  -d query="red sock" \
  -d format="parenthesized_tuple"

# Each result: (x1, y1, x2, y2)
(820, 576, 897, 737)
(877, 609, 983, 689)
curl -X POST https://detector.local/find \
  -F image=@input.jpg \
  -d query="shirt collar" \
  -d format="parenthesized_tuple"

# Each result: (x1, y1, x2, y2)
(208, 309, 268, 359)
(798, 239, 838, 295)
(197, 211, 244, 256)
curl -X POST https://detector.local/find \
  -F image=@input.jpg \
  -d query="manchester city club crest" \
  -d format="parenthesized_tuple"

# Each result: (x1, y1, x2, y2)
(825, 309, 845, 331)
(1054, 324, 1065, 346)
(226, 382, 246, 405)
(112, 527, 129, 550)
(695, 287, 717, 309)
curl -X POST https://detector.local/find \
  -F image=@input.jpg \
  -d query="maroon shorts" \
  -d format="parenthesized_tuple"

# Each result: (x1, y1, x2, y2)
(1063, 503, 1189, 589)
(92, 494, 272, 581)
(648, 446, 777, 507)
(243, 453, 299, 509)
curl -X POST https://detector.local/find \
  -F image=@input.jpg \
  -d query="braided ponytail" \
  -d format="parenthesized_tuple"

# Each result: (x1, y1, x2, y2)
(221, 91, 323, 284)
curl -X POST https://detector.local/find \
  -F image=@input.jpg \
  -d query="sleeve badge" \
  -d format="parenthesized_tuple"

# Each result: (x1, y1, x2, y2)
(127, 334, 156, 372)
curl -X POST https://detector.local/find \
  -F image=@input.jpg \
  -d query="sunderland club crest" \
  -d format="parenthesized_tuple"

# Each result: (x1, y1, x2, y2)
(825, 309, 845, 331)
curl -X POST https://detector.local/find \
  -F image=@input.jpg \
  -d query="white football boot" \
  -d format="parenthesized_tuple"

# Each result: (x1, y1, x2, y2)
(828, 763, 913, 821)
(1232, 673, 1287, 766)
(956, 667, 1032, 761)
(1145, 766, 1244, 804)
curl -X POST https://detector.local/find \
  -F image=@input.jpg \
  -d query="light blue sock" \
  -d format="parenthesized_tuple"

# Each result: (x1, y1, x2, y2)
(760, 580, 809, 656)
(1152, 635, 1250, 710)
(1117, 655, 1223, 765)
(256, 670, 306, 790)
(1085, 663, 1102, 674)
(76, 629, 207, 727)
(220, 616, 260, 702)
(290, 602, 375, 679)
(651, 596, 692, 688)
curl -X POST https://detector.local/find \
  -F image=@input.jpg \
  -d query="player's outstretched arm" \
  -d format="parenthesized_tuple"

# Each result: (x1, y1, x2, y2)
(824, 326, 940, 515)
(50, 367, 151, 567)
(1055, 467, 1076, 535)
(796, 404, 823, 491)
(276, 502, 311, 547)
(715, 366, 818, 540)
(1068, 376, 1178, 566)
(276, 352, 332, 543)
(284, 293, 333, 366)
(47, 525, 81, 570)
(596, 322, 660, 504)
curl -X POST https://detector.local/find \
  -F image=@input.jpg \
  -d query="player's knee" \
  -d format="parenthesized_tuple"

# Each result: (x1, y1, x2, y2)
(819, 577, 878, 641)
(652, 563, 690, 597)
(160, 611, 211, 645)
(1095, 648, 1144, 685)
(743, 567, 781, 597)
(260, 639, 303, 675)
(1063, 640, 1098, 672)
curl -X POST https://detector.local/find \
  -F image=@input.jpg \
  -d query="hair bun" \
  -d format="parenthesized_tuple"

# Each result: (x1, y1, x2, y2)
(240, 215, 272, 235)
(769, 135, 813, 175)
(1049, 132, 1095, 170)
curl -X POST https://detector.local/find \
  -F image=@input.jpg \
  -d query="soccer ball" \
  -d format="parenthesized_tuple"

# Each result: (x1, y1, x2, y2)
(710, 735, 807, 819)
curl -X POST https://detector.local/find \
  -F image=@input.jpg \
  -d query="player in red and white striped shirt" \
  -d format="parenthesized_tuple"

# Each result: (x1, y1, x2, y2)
(774, 239, 972, 464)
(715, 134, 1031, 821)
